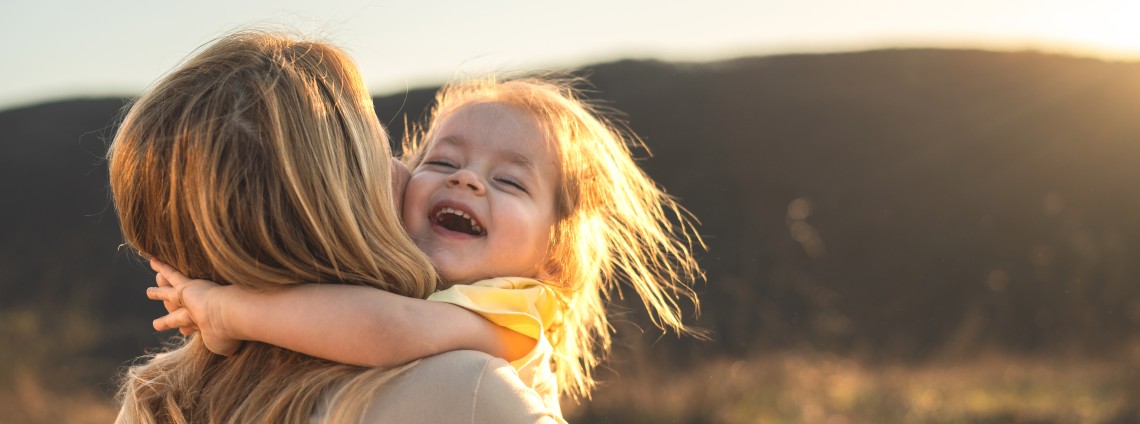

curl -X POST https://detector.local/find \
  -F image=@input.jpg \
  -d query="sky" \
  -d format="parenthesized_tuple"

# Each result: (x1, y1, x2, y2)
(1, 0, 1138, 111)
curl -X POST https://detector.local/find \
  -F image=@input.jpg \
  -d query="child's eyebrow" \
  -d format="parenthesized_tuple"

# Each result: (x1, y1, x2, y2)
(504, 151, 537, 171)
(436, 135, 465, 147)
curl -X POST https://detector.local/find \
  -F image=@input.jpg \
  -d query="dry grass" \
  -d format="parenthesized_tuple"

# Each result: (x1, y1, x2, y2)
(4, 346, 1136, 423)
(0, 369, 117, 424)
(566, 350, 1139, 423)
(0, 298, 120, 423)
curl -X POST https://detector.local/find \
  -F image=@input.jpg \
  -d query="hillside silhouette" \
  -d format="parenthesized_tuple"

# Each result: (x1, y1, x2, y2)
(2, 49, 1139, 419)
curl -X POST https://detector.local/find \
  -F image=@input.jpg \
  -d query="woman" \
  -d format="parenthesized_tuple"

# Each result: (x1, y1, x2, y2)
(109, 30, 557, 423)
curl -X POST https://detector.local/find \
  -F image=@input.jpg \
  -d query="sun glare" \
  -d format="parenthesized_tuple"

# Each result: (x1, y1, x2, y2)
(1043, 1, 1140, 60)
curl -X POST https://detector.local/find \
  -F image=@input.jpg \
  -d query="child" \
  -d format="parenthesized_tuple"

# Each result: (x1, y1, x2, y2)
(147, 76, 705, 415)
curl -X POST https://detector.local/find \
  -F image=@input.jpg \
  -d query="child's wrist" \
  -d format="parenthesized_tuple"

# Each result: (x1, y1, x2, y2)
(210, 284, 244, 342)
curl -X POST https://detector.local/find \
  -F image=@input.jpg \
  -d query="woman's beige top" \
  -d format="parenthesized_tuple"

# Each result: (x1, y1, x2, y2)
(116, 350, 561, 423)
(310, 350, 563, 423)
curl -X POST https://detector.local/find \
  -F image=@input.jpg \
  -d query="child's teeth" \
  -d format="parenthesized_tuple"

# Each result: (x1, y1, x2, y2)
(434, 207, 484, 234)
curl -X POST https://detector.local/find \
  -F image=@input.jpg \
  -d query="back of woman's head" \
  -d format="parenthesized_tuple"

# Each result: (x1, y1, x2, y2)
(405, 76, 704, 400)
(111, 30, 435, 296)
(110, 30, 437, 423)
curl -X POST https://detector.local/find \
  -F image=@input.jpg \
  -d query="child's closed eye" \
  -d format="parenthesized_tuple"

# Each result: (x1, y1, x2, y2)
(424, 158, 458, 168)
(495, 176, 527, 192)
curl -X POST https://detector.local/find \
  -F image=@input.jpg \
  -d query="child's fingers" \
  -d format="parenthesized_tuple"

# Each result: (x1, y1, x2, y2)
(156, 272, 171, 288)
(179, 326, 198, 336)
(149, 257, 165, 273)
(153, 274, 180, 313)
(150, 258, 191, 288)
(152, 309, 194, 332)
(146, 286, 181, 306)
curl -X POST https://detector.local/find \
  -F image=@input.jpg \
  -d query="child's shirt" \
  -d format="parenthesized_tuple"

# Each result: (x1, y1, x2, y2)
(427, 277, 562, 418)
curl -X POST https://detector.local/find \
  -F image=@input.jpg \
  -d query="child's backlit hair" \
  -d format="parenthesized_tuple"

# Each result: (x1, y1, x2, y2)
(406, 76, 705, 400)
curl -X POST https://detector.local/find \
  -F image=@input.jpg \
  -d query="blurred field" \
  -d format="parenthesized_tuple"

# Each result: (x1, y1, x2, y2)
(570, 350, 1139, 423)
(0, 294, 121, 423)
(0, 373, 117, 424)
(3, 301, 1136, 423)
(5, 342, 1137, 423)
(3, 282, 1136, 423)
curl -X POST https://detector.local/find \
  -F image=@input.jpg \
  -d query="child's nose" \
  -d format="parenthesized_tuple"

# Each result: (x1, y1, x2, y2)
(446, 170, 485, 194)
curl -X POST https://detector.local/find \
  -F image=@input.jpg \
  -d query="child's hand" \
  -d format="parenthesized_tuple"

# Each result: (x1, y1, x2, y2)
(146, 258, 242, 356)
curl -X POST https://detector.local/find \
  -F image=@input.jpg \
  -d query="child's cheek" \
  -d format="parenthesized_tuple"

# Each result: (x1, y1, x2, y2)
(390, 158, 411, 212)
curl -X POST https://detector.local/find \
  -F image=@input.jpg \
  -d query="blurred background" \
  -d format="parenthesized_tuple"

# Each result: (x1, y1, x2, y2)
(2, 1, 1139, 422)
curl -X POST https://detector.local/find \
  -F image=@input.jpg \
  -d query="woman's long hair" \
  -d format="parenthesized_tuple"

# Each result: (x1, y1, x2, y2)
(405, 77, 705, 401)
(109, 30, 438, 423)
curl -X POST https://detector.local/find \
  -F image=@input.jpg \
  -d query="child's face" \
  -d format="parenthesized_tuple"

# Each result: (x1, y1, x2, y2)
(402, 102, 559, 285)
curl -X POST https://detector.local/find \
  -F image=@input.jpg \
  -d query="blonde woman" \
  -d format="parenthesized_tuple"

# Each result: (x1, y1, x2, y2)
(109, 31, 557, 423)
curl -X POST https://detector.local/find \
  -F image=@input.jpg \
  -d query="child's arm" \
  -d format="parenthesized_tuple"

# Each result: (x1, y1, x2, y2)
(146, 259, 535, 366)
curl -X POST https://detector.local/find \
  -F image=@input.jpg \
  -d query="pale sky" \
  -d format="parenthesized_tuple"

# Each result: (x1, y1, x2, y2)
(1, 0, 1138, 111)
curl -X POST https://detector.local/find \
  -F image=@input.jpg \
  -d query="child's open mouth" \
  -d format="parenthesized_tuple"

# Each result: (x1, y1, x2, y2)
(433, 206, 486, 236)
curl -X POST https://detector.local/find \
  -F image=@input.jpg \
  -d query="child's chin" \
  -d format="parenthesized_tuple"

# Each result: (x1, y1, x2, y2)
(437, 266, 479, 286)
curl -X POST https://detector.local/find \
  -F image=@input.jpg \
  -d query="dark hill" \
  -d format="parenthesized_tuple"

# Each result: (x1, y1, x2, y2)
(3, 49, 1139, 393)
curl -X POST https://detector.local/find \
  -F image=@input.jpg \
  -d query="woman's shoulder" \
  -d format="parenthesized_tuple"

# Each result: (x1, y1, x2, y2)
(406, 349, 508, 384)
(347, 351, 563, 423)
